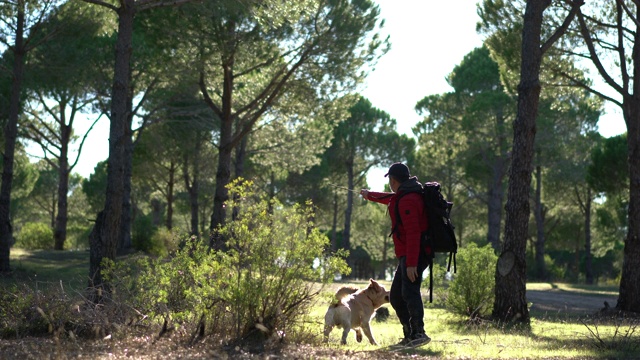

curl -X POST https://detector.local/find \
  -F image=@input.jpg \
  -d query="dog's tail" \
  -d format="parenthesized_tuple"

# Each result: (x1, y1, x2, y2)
(334, 286, 359, 301)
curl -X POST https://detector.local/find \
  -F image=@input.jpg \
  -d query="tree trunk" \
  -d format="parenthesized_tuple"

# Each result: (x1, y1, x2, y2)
(488, 108, 509, 251)
(232, 136, 248, 221)
(235, 134, 247, 179)
(50, 192, 56, 228)
(184, 144, 200, 237)
(584, 187, 593, 284)
(493, 0, 549, 325)
(487, 169, 505, 251)
(534, 162, 546, 280)
(210, 144, 232, 249)
(54, 123, 71, 250)
(0, 8, 25, 273)
(342, 162, 354, 263)
(166, 160, 175, 230)
(151, 198, 163, 227)
(209, 58, 235, 249)
(617, 97, 640, 311)
(119, 121, 133, 252)
(332, 191, 338, 252)
(190, 175, 199, 237)
(88, 1, 134, 298)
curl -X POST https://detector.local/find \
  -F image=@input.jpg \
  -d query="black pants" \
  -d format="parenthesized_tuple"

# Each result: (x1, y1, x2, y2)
(390, 254, 429, 337)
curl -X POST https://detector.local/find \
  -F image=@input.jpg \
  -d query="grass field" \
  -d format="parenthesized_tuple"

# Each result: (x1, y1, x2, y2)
(316, 280, 633, 359)
(5, 248, 90, 291)
(1, 249, 638, 359)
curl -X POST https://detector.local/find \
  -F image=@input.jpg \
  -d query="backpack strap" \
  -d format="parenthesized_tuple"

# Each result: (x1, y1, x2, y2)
(429, 257, 434, 303)
(389, 192, 410, 237)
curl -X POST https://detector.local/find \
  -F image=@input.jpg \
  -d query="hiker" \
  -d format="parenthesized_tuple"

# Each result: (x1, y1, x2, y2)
(360, 162, 431, 348)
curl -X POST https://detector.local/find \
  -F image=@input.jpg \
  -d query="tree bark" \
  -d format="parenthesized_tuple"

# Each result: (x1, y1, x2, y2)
(493, 0, 550, 325)
(584, 188, 593, 284)
(332, 191, 338, 252)
(0, 8, 25, 273)
(533, 162, 546, 280)
(210, 143, 232, 249)
(184, 143, 200, 237)
(617, 97, 640, 311)
(487, 108, 508, 251)
(487, 167, 505, 251)
(232, 136, 248, 221)
(50, 192, 56, 228)
(209, 53, 235, 249)
(342, 160, 354, 268)
(88, 0, 134, 298)
(166, 160, 176, 230)
(118, 117, 133, 252)
(151, 198, 163, 227)
(54, 122, 71, 250)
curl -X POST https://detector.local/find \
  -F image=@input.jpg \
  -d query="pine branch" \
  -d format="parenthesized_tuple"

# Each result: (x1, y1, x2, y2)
(541, 0, 584, 54)
(81, 0, 118, 12)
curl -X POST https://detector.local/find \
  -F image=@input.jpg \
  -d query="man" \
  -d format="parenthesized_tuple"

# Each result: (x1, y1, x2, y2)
(360, 162, 431, 348)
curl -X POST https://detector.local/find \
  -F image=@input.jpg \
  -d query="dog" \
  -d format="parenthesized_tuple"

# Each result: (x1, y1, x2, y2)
(323, 279, 390, 345)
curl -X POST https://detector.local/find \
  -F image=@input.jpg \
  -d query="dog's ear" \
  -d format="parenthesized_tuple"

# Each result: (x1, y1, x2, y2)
(369, 279, 380, 289)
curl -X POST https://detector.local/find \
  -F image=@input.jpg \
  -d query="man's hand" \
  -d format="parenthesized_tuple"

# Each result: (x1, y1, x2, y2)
(407, 266, 418, 282)
(360, 189, 369, 199)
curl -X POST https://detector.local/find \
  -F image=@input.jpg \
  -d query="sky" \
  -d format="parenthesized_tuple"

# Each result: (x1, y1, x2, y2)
(63, 0, 626, 191)
(360, 0, 626, 191)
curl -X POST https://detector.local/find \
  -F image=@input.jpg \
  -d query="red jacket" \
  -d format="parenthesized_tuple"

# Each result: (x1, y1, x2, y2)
(366, 186, 428, 267)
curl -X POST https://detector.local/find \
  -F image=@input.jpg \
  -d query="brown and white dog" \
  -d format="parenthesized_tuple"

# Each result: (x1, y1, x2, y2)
(323, 279, 390, 345)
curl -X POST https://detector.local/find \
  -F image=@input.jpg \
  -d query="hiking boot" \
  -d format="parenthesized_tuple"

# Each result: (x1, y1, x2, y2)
(405, 333, 431, 348)
(395, 337, 410, 346)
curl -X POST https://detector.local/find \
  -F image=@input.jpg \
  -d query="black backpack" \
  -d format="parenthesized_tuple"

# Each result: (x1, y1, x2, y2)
(394, 181, 457, 302)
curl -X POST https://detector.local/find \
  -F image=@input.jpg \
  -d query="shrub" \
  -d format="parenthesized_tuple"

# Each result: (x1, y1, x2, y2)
(132, 215, 158, 254)
(0, 283, 82, 339)
(544, 254, 566, 281)
(66, 223, 92, 250)
(105, 179, 349, 344)
(446, 242, 498, 319)
(15, 222, 53, 250)
(151, 227, 181, 256)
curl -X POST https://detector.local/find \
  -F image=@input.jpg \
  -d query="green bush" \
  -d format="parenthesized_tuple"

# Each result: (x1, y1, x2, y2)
(66, 223, 92, 250)
(544, 254, 566, 281)
(105, 179, 349, 343)
(16, 222, 54, 250)
(132, 216, 181, 256)
(0, 284, 77, 338)
(446, 243, 498, 319)
(526, 251, 568, 282)
(150, 227, 181, 256)
(132, 215, 158, 254)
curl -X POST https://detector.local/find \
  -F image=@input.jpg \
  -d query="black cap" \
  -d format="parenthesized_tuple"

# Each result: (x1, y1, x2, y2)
(384, 162, 410, 180)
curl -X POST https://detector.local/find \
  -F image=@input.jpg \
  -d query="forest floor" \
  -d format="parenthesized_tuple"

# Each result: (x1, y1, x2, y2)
(0, 251, 630, 359)
(0, 281, 626, 360)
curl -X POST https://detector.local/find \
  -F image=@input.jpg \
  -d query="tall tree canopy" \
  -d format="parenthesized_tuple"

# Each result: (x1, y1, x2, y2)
(478, 0, 583, 324)
(547, 0, 640, 312)
(0, 0, 65, 273)
(171, 0, 390, 249)
(81, 0, 199, 299)
(415, 45, 514, 251)
(326, 96, 414, 269)
(22, 1, 106, 250)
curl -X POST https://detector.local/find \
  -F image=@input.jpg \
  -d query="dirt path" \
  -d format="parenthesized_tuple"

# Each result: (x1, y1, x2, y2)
(527, 288, 617, 314)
